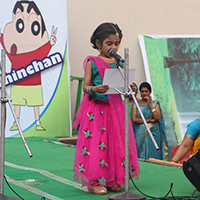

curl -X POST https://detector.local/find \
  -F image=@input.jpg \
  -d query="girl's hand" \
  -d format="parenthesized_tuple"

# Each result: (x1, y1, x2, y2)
(145, 119, 150, 123)
(145, 119, 155, 123)
(93, 85, 109, 94)
(149, 119, 156, 123)
(143, 96, 151, 104)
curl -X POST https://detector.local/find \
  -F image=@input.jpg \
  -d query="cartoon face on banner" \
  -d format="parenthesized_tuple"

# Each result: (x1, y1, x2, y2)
(0, 0, 70, 138)
(4, 1, 50, 55)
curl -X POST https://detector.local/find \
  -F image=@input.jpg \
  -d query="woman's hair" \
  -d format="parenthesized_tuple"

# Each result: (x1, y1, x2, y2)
(90, 22, 123, 50)
(139, 82, 152, 93)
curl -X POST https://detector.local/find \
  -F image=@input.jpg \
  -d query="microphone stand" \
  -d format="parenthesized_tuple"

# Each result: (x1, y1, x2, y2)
(0, 49, 32, 200)
(108, 48, 158, 200)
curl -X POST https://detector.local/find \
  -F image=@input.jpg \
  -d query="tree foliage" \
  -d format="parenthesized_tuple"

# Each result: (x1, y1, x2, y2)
(167, 38, 200, 112)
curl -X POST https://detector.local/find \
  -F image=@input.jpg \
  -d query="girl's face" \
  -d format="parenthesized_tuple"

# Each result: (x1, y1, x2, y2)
(140, 87, 151, 99)
(98, 34, 120, 58)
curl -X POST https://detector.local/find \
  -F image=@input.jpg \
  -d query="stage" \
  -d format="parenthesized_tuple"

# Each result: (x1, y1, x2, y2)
(2, 137, 200, 200)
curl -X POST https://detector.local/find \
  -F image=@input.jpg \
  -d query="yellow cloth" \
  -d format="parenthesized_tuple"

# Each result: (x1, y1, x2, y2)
(191, 136, 200, 154)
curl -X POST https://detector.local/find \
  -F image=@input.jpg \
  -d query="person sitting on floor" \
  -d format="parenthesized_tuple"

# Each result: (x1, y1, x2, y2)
(171, 117, 200, 163)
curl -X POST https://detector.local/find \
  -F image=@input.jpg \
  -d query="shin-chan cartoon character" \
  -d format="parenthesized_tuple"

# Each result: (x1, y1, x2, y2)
(0, 1, 57, 131)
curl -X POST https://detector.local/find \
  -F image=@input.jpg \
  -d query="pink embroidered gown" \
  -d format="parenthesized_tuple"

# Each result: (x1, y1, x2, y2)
(72, 56, 140, 188)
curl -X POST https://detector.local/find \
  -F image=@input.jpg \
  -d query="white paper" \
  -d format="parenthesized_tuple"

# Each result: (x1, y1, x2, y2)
(103, 68, 136, 94)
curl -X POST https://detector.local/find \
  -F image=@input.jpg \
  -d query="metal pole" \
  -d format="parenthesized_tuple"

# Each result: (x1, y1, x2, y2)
(109, 48, 146, 200)
(6, 95, 32, 157)
(0, 49, 6, 195)
(124, 48, 129, 193)
(0, 49, 27, 199)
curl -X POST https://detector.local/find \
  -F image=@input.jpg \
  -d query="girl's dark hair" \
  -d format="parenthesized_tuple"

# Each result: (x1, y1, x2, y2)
(139, 82, 152, 93)
(90, 22, 123, 50)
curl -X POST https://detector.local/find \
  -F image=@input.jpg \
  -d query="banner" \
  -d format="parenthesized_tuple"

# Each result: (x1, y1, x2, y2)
(139, 35, 200, 150)
(0, 0, 71, 138)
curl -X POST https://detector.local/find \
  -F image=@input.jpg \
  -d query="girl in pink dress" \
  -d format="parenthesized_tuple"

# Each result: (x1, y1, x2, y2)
(72, 22, 140, 195)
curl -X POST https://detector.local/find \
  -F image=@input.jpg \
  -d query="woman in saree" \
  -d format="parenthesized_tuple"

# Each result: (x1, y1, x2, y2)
(171, 118, 200, 163)
(131, 82, 169, 161)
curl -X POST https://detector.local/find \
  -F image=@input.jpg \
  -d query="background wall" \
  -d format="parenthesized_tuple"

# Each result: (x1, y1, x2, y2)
(67, 0, 200, 123)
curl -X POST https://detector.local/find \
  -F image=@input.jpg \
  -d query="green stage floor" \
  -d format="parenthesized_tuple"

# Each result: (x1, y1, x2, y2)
(2, 137, 200, 200)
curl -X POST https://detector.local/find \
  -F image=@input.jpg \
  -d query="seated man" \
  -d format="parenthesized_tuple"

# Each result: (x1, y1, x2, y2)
(171, 118, 200, 163)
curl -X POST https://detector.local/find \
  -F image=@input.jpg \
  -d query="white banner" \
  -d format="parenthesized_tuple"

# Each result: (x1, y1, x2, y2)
(0, 0, 71, 138)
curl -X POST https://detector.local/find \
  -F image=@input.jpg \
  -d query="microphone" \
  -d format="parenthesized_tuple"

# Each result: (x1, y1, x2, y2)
(108, 49, 125, 63)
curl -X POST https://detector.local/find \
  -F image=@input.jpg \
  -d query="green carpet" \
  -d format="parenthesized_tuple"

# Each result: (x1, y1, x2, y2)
(2, 137, 200, 200)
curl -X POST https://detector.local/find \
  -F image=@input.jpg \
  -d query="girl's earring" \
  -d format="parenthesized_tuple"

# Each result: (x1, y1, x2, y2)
(98, 48, 101, 53)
